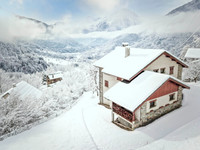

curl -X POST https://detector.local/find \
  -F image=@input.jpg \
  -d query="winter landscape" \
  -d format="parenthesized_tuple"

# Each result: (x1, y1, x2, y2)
(0, 0, 200, 149)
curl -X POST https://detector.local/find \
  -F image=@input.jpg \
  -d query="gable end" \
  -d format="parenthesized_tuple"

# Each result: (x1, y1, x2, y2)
(146, 80, 179, 101)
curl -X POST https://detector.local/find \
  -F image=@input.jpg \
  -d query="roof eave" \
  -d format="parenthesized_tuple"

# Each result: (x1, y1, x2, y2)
(163, 51, 188, 68)
(169, 78, 190, 89)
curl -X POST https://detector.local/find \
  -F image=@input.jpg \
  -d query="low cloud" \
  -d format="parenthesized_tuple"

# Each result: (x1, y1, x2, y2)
(1, 9, 200, 42)
(0, 15, 46, 42)
(140, 11, 200, 34)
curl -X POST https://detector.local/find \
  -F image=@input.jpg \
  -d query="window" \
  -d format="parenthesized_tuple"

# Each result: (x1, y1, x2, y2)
(153, 69, 159, 72)
(105, 80, 109, 87)
(169, 66, 174, 75)
(169, 93, 175, 101)
(160, 68, 165, 73)
(117, 77, 122, 81)
(149, 100, 156, 108)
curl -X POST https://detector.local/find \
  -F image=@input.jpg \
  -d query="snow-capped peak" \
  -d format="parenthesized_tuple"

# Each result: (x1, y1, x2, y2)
(83, 9, 140, 33)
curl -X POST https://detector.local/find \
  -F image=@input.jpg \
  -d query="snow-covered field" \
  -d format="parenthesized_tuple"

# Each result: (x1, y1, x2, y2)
(0, 83, 199, 150)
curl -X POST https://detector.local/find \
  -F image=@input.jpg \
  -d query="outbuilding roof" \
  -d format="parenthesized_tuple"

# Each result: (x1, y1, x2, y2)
(48, 71, 63, 80)
(94, 47, 188, 80)
(104, 71, 189, 112)
(185, 48, 200, 58)
(0, 81, 42, 100)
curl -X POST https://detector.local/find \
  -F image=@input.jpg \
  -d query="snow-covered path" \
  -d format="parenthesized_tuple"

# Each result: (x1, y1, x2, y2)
(0, 93, 153, 150)
(0, 84, 199, 150)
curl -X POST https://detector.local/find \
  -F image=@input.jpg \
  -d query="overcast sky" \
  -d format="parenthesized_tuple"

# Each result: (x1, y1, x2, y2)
(0, 0, 192, 22)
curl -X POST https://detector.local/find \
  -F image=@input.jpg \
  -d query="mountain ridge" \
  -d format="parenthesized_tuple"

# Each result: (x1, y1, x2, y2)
(167, 0, 200, 15)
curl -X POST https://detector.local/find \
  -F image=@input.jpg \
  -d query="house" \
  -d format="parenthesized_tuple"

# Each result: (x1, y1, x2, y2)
(184, 48, 200, 61)
(94, 44, 189, 130)
(45, 71, 63, 85)
(0, 81, 42, 100)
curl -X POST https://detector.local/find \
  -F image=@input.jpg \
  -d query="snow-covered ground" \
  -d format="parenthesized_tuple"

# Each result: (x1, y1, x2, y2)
(0, 84, 199, 150)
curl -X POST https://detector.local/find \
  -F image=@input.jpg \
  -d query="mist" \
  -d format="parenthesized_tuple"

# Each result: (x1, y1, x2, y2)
(0, 9, 200, 42)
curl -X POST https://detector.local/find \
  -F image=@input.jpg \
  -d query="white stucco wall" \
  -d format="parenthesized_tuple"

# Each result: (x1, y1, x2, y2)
(146, 91, 178, 113)
(145, 54, 179, 78)
(103, 73, 120, 106)
(135, 107, 140, 121)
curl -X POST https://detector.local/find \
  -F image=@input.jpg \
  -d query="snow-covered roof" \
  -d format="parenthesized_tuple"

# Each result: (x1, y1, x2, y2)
(0, 81, 42, 100)
(185, 48, 200, 58)
(94, 47, 187, 80)
(48, 71, 63, 80)
(104, 71, 189, 112)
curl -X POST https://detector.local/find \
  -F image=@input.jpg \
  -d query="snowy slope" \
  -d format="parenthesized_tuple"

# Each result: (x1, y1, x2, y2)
(138, 117, 200, 150)
(83, 9, 139, 33)
(167, 0, 200, 15)
(0, 83, 199, 150)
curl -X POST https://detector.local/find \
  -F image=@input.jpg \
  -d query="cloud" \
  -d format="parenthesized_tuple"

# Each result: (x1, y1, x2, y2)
(81, 0, 121, 13)
(140, 10, 200, 34)
(65, 10, 200, 39)
(0, 15, 46, 42)
(1, 7, 200, 42)
(10, 0, 24, 5)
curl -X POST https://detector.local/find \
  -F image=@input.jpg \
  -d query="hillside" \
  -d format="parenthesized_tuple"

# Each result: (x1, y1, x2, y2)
(0, 41, 48, 74)
(167, 0, 200, 15)
(81, 32, 200, 61)
(0, 83, 199, 150)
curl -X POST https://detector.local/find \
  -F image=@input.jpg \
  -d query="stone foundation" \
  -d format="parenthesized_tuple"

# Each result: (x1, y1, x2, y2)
(134, 99, 182, 128)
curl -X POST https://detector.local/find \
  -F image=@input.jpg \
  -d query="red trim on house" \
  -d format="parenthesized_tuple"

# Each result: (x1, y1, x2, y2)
(150, 99, 157, 102)
(159, 106, 164, 109)
(146, 80, 179, 101)
(133, 78, 189, 114)
(117, 77, 122, 81)
(169, 78, 190, 89)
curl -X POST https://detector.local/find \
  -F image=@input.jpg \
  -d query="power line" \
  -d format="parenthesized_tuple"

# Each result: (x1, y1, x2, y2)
(178, 12, 200, 50)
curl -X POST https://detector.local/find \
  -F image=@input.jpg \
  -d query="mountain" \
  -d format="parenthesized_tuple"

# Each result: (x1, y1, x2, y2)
(83, 9, 140, 33)
(81, 32, 200, 61)
(0, 41, 48, 74)
(167, 0, 200, 15)
(16, 15, 53, 34)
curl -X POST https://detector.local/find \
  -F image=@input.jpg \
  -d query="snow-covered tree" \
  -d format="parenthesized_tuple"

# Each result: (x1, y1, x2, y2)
(183, 60, 200, 82)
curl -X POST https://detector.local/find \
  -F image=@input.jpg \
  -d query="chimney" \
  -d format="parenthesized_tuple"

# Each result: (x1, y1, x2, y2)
(122, 42, 129, 47)
(125, 46, 130, 58)
(122, 42, 130, 57)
